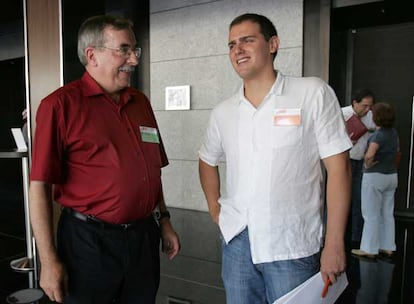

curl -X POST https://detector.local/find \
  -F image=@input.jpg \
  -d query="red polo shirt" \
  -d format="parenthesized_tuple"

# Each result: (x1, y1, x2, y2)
(30, 72, 168, 223)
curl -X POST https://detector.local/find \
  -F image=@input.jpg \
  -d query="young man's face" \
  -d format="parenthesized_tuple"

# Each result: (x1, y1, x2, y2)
(228, 21, 278, 80)
(353, 96, 374, 117)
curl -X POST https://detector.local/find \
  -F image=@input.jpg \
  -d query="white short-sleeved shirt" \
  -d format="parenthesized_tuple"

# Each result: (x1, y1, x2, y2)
(199, 72, 352, 264)
(341, 105, 376, 160)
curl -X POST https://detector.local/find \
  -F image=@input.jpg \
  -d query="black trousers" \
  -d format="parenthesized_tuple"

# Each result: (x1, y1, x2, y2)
(57, 210, 160, 304)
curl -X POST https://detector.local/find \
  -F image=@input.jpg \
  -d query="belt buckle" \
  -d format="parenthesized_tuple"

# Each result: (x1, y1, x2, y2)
(120, 223, 132, 230)
(86, 215, 97, 223)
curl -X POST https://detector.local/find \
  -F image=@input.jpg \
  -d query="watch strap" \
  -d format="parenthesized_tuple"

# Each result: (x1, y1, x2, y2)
(157, 210, 171, 221)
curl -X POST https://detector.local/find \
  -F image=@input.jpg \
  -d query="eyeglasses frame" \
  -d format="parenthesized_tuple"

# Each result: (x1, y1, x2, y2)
(95, 45, 141, 58)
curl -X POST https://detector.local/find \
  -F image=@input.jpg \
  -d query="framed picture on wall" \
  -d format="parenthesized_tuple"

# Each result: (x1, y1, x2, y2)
(165, 85, 190, 110)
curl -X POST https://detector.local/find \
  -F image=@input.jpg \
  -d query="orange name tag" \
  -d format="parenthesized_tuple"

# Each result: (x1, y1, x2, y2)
(273, 108, 302, 126)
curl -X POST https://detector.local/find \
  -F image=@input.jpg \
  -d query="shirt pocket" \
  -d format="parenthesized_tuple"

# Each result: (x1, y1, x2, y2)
(271, 125, 303, 149)
(142, 142, 162, 169)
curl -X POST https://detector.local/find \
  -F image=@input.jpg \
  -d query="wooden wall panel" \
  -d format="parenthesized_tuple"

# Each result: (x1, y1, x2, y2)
(26, 0, 61, 132)
(26, 0, 62, 233)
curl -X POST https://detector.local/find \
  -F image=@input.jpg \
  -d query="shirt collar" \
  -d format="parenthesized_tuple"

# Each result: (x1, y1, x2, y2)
(80, 72, 105, 97)
(237, 70, 285, 105)
(271, 70, 284, 96)
(80, 71, 132, 106)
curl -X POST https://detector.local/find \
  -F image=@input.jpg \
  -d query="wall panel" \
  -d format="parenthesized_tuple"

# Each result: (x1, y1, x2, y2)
(26, 0, 62, 133)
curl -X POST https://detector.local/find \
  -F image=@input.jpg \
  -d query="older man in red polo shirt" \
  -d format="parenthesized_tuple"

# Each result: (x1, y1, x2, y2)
(29, 15, 180, 304)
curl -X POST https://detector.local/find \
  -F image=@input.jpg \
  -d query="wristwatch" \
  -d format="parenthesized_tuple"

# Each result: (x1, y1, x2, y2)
(156, 210, 171, 221)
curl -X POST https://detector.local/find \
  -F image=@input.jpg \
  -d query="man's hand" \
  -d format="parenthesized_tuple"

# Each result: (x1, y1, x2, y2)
(160, 220, 180, 260)
(320, 241, 346, 284)
(211, 203, 220, 225)
(39, 258, 67, 303)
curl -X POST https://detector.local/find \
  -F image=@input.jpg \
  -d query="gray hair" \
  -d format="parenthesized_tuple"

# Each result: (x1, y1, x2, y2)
(77, 15, 134, 66)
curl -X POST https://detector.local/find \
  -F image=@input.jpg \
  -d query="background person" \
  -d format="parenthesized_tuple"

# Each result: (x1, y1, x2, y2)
(352, 102, 399, 258)
(342, 89, 376, 249)
(199, 13, 352, 303)
(29, 15, 180, 303)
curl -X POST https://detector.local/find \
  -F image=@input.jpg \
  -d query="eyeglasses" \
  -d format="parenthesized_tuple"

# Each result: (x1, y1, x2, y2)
(96, 45, 141, 58)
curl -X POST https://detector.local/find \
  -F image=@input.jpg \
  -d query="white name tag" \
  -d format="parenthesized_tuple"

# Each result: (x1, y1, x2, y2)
(273, 108, 302, 126)
(139, 126, 160, 143)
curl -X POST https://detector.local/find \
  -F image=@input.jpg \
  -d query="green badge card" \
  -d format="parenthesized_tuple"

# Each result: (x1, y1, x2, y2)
(139, 126, 160, 144)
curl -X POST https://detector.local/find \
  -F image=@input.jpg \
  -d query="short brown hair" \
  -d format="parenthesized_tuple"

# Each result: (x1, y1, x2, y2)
(230, 13, 278, 60)
(372, 102, 395, 128)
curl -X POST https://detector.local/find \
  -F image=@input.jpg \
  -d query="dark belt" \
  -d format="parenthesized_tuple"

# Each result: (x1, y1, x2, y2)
(62, 208, 150, 230)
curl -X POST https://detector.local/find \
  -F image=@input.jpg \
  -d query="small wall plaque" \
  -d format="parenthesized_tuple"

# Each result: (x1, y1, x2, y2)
(165, 85, 190, 110)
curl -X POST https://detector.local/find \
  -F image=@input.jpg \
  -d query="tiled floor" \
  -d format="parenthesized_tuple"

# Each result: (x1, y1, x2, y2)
(1, 185, 413, 303)
(335, 218, 414, 304)
(158, 209, 414, 304)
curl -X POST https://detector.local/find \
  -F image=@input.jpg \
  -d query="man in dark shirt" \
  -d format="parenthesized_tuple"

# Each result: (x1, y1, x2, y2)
(29, 15, 180, 303)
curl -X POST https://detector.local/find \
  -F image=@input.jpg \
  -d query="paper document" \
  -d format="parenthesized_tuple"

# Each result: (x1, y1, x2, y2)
(11, 128, 28, 152)
(274, 272, 348, 304)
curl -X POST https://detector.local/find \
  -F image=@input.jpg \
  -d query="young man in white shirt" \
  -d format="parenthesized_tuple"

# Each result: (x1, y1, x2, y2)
(199, 13, 352, 303)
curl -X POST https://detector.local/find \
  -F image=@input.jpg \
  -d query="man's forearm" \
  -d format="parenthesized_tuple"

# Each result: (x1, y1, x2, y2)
(320, 152, 352, 283)
(199, 159, 221, 223)
(157, 188, 168, 212)
(29, 181, 60, 265)
(324, 152, 352, 245)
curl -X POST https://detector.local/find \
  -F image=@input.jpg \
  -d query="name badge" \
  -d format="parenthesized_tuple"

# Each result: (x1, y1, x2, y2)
(139, 126, 160, 143)
(273, 108, 302, 126)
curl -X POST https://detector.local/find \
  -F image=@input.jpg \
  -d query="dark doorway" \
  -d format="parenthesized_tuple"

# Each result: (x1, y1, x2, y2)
(351, 24, 414, 212)
(330, 4, 414, 304)
(0, 57, 26, 182)
(330, 2, 414, 214)
(0, 57, 27, 298)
